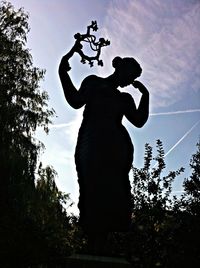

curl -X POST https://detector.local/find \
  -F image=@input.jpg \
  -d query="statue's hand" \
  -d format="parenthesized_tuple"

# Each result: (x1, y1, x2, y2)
(59, 40, 83, 72)
(72, 40, 83, 53)
(132, 80, 149, 95)
(60, 54, 71, 71)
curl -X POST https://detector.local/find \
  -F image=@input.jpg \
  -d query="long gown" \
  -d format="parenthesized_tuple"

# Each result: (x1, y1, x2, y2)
(75, 75, 135, 233)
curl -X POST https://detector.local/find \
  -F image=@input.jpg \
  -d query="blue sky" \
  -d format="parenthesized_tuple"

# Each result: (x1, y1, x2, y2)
(11, 0, 200, 214)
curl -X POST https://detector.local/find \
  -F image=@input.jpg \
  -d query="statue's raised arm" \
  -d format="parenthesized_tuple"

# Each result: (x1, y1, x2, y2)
(58, 20, 110, 109)
(58, 41, 85, 109)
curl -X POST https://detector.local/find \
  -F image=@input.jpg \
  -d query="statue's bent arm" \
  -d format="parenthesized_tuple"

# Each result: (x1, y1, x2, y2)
(123, 91, 149, 128)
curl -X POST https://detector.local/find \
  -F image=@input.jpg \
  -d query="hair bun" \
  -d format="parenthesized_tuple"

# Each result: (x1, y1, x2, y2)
(112, 56, 123, 69)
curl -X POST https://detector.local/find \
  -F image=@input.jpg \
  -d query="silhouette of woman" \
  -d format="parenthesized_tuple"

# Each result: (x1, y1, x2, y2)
(59, 43, 149, 253)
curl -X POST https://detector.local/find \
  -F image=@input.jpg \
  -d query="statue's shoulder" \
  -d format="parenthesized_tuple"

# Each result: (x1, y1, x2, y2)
(120, 92, 133, 100)
(79, 75, 104, 94)
(81, 75, 101, 86)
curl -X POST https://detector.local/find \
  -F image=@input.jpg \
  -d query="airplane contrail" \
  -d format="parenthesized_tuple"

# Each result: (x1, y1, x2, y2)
(38, 109, 200, 130)
(152, 119, 200, 168)
(36, 122, 75, 131)
(150, 109, 200, 116)
(48, 122, 74, 129)
(164, 119, 200, 158)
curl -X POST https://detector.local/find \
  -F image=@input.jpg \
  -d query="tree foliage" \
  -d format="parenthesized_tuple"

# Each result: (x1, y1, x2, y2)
(183, 141, 200, 215)
(106, 140, 199, 268)
(120, 140, 199, 268)
(124, 140, 183, 267)
(132, 140, 184, 212)
(0, 0, 54, 211)
(0, 2, 74, 266)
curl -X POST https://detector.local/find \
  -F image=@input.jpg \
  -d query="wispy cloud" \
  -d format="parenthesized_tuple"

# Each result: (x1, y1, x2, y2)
(100, 0, 200, 108)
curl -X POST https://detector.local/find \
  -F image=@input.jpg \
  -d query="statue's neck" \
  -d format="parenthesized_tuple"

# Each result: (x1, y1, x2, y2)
(105, 73, 118, 89)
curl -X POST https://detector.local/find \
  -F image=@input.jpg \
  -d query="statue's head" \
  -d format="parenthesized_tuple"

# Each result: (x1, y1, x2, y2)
(112, 56, 142, 87)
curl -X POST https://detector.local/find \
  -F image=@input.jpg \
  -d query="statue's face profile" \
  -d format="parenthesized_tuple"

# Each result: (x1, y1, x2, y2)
(117, 67, 140, 88)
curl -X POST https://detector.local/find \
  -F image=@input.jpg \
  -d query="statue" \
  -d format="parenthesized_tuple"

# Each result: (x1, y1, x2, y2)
(58, 21, 149, 255)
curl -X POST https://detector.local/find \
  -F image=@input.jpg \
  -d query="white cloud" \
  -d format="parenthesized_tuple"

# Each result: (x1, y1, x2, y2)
(99, 0, 200, 108)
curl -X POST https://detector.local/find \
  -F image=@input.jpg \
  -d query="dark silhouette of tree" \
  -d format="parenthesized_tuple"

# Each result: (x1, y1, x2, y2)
(169, 141, 200, 268)
(0, 0, 54, 212)
(132, 140, 184, 212)
(108, 140, 199, 268)
(125, 140, 184, 267)
(33, 164, 74, 259)
(183, 141, 200, 216)
(0, 2, 73, 266)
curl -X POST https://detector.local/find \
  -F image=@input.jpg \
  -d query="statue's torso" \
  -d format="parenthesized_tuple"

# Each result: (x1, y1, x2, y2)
(76, 76, 133, 168)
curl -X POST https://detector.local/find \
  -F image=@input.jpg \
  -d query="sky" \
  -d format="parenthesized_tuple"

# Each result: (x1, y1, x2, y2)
(11, 0, 200, 214)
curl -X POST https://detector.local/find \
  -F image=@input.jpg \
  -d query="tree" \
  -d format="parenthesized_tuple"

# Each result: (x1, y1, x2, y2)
(171, 141, 200, 267)
(122, 140, 199, 267)
(0, 2, 75, 266)
(0, 0, 54, 213)
(183, 141, 200, 216)
(34, 164, 74, 258)
(127, 140, 184, 267)
(131, 140, 184, 212)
